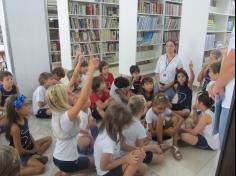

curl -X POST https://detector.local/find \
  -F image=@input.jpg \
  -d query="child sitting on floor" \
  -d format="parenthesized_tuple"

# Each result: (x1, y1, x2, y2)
(129, 65, 143, 94)
(206, 62, 221, 92)
(145, 93, 184, 160)
(32, 72, 53, 118)
(139, 77, 154, 109)
(52, 67, 66, 85)
(99, 61, 114, 90)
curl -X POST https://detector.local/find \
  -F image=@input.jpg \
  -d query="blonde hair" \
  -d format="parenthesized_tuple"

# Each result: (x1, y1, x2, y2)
(210, 50, 223, 61)
(128, 95, 146, 116)
(46, 84, 71, 112)
(153, 93, 169, 106)
(0, 145, 20, 176)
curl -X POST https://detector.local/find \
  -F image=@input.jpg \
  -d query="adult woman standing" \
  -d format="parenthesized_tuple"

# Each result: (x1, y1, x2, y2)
(155, 40, 183, 100)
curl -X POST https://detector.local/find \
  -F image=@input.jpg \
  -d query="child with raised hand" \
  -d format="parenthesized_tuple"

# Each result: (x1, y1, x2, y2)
(129, 65, 143, 94)
(99, 61, 114, 90)
(110, 77, 132, 104)
(139, 77, 154, 109)
(122, 95, 165, 165)
(172, 62, 195, 119)
(206, 62, 221, 92)
(145, 93, 184, 160)
(94, 103, 147, 176)
(90, 76, 113, 120)
(197, 50, 222, 91)
(5, 95, 52, 175)
(32, 72, 54, 119)
(180, 92, 220, 151)
(46, 56, 99, 175)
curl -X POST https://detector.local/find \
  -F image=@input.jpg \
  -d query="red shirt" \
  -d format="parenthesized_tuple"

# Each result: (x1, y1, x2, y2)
(90, 91, 110, 109)
(100, 72, 114, 89)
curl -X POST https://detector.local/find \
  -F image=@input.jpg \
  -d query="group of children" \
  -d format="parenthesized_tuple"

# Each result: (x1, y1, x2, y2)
(0, 48, 222, 176)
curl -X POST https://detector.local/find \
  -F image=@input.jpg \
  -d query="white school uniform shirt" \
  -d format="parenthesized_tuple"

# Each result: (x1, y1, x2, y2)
(52, 111, 80, 161)
(202, 110, 221, 150)
(94, 130, 121, 176)
(78, 109, 92, 138)
(110, 82, 122, 103)
(206, 81, 216, 92)
(78, 74, 86, 88)
(122, 118, 147, 147)
(155, 54, 183, 85)
(32, 86, 48, 114)
(145, 108, 172, 126)
(222, 30, 235, 109)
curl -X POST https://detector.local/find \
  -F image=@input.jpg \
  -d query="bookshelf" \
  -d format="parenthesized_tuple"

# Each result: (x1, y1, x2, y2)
(179, 0, 235, 86)
(57, 0, 119, 70)
(48, 3, 62, 69)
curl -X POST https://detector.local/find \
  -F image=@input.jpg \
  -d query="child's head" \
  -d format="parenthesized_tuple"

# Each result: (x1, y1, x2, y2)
(92, 76, 107, 92)
(80, 61, 88, 74)
(100, 103, 133, 143)
(209, 50, 222, 65)
(0, 71, 14, 89)
(152, 93, 169, 115)
(209, 62, 221, 81)
(141, 77, 154, 93)
(0, 145, 20, 176)
(196, 92, 214, 110)
(38, 72, 54, 88)
(46, 84, 71, 113)
(130, 65, 140, 78)
(99, 61, 109, 74)
(175, 69, 189, 86)
(128, 95, 146, 118)
(114, 77, 130, 94)
(52, 67, 65, 83)
(5, 95, 31, 141)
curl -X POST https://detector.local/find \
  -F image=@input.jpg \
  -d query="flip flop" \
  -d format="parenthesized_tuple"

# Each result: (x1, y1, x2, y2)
(172, 146, 183, 161)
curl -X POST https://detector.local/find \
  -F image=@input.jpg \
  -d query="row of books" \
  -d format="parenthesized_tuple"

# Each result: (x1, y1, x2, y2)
(69, 2, 100, 15)
(102, 42, 119, 52)
(70, 18, 99, 29)
(101, 30, 119, 41)
(49, 19, 59, 28)
(227, 18, 235, 32)
(138, 0, 164, 14)
(50, 42, 61, 51)
(102, 55, 118, 65)
(136, 45, 154, 52)
(51, 53, 61, 62)
(72, 43, 100, 56)
(208, 15, 216, 31)
(50, 30, 59, 41)
(165, 3, 182, 16)
(71, 30, 100, 42)
(164, 18, 181, 30)
(101, 0, 119, 4)
(137, 32, 163, 45)
(137, 16, 163, 30)
(102, 6, 119, 16)
(102, 18, 119, 28)
(163, 31, 179, 42)
(205, 34, 216, 50)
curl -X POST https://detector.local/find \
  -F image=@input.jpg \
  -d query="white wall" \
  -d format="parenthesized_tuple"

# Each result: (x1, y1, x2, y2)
(179, 0, 210, 86)
(1, 0, 51, 98)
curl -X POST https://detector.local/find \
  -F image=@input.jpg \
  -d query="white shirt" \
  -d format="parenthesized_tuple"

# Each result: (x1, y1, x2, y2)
(206, 81, 216, 92)
(78, 109, 92, 138)
(122, 118, 147, 147)
(78, 74, 86, 88)
(94, 130, 121, 176)
(155, 54, 183, 84)
(32, 86, 48, 114)
(222, 30, 235, 109)
(52, 111, 80, 161)
(145, 108, 172, 125)
(110, 82, 122, 103)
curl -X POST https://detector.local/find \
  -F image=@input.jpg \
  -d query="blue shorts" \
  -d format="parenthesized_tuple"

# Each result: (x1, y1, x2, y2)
(195, 135, 213, 150)
(143, 151, 153, 164)
(20, 154, 32, 166)
(103, 165, 123, 176)
(36, 109, 51, 119)
(53, 157, 90, 173)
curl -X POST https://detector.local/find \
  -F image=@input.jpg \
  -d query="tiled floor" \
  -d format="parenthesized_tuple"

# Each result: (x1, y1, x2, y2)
(0, 115, 220, 176)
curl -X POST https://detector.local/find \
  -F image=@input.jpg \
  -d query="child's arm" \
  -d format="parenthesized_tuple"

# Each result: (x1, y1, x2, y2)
(67, 57, 98, 121)
(188, 62, 195, 88)
(197, 64, 209, 82)
(10, 125, 36, 155)
(121, 142, 137, 152)
(96, 97, 113, 110)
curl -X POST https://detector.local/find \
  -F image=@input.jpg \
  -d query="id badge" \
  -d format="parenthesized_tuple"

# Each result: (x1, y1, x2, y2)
(161, 71, 169, 83)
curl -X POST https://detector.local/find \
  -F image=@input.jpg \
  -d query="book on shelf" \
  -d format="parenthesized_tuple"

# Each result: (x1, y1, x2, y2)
(165, 3, 182, 16)
(163, 31, 179, 42)
(137, 45, 154, 52)
(208, 15, 216, 31)
(72, 43, 100, 56)
(205, 34, 216, 50)
(101, 29, 119, 41)
(102, 18, 119, 28)
(71, 30, 100, 42)
(137, 16, 163, 30)
(102, 6, 119, 16)
(137, 32, 162, 45)
(138, 0, 164, 14)
(227, 18, 235, 32)
(101, 0, 119, 4)
(70, 18, 99, 29)
(102, 55, 118, 65)
(102, 42, 119, 52)
(49, 19, 59, 28)
(50, 30, 59, 40)
(164, 17, 181, 30)
(51, 52, 61, 62)
(50, 42, 61, 51)
(69, 1, 100, 15)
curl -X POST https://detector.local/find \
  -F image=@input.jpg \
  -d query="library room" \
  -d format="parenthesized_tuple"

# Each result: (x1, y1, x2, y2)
(0, 0, 235, 175)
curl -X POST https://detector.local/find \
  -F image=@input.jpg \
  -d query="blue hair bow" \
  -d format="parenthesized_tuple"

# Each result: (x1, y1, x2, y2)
(14, 95, 26, 109)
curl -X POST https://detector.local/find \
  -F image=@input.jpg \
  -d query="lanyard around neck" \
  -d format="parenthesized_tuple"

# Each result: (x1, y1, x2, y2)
(165, 55, 175, 71)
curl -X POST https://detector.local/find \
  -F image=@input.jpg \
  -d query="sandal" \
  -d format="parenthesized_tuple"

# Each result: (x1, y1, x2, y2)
(172, 146, 183, 161)
(160, 144, 172, 153)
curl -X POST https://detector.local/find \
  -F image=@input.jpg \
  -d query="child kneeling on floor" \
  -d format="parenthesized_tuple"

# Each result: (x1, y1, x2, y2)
(94, 103, 147, 176)
(122, 95, 165, 165)
(46, 57, 99, 176)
